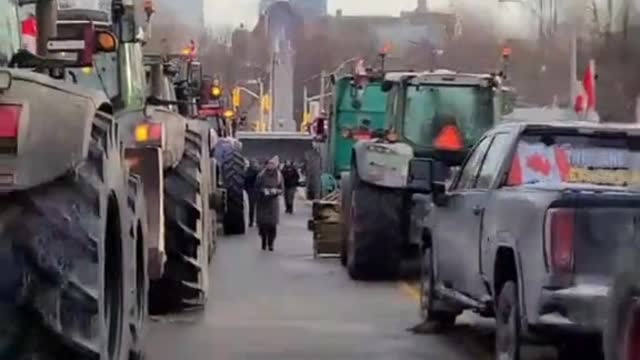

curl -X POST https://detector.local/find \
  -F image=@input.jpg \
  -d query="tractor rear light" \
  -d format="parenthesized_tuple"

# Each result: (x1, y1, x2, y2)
(434, 125, 464, 151)
(135, 122, 163, 143)
(545, 208, 575, 273)
(0, 104, 21, 138)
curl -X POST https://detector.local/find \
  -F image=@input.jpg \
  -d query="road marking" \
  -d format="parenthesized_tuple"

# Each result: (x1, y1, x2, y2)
(399, 282, 421, 302)
(400, 281, 494, 360)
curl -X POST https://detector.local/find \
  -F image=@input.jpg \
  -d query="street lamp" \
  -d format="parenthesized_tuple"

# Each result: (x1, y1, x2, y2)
(498, 0, 579, 105)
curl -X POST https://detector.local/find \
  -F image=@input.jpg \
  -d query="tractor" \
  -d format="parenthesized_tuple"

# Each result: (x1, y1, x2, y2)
(56, 0, 214, 313)
(340, 69, 516, 280)
(305, 61, 392, 258)
(0, 0, 147, 358)
(198, 76, 247, 235)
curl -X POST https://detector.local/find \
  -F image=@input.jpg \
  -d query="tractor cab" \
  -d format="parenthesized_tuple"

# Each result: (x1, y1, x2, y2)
(382, 70, 514, 165)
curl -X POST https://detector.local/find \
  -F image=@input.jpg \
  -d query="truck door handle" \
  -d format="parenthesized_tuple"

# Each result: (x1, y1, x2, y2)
(472, 206, 484, 215)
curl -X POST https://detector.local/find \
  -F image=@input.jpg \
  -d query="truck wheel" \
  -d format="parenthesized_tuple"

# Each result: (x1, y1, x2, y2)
(558, 339, 602, 360)
(305, 150, 321, 200)
(127, 175, 148, 359)
(495, 281, 522, 360)
(0, 114, 134, 360)
(151, 129, 210, 313)
(339, 173, 352, 267)
(347, 169, 403, 280)
(222, 148, 246, 235)
(420, 248, 457, 325)
(603, 272, 640, 360)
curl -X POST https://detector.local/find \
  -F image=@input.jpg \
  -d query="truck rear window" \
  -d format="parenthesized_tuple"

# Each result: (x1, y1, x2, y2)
(507, 132, 640, 187)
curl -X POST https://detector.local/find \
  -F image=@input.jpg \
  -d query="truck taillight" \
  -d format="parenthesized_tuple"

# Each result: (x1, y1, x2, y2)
(0, 105, 21, 138)
(545, 208, 575, 273)
(135, 122, 163, 143)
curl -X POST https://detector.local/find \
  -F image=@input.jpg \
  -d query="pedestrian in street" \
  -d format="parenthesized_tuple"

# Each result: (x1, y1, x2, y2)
(281, 160, 300, 214)
(256, 156, 284, 251)
(244, 159, 261, 227)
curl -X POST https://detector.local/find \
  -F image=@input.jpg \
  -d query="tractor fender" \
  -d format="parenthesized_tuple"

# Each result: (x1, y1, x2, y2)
(116, 106, 186, 169)
(352, 140, 414, 189)
(0, 69, 112, 192)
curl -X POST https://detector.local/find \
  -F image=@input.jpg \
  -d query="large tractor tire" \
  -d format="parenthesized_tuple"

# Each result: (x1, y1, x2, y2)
(221, 147, 246, 235)
(346, 167, 404, 280)
(305, 150, 322, 200)
(339, 173, 352, 267)
(0, 113, 138, 360)
(150, 128, 210, 314)
(126, 175, 149, 359)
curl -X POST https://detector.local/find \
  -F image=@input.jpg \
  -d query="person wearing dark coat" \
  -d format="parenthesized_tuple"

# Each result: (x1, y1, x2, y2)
(244, 159, 261, 227)
(281, 161, 300, 214)
(255, 156, 284, 251)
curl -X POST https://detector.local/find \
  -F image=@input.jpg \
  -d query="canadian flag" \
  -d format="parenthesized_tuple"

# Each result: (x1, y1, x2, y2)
(21, 15, 38, 54)
(574, 59, 597, 120)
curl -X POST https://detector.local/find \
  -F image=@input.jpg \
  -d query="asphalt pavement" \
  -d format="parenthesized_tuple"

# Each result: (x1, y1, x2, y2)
(144, 198, 554, 360)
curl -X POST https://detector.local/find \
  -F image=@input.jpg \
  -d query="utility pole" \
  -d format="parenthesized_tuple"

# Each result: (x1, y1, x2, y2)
(319, 70, 326, 112)
(259, 79, 264, 130)
(269, 52, 275, 132)
(303, 86, 308, 115)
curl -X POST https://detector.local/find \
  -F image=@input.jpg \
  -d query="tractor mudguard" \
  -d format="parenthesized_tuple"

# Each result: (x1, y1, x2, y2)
(116, 106, 186, 169)
(352, 140, 414, 189)
(125, 147, 165, 280)
(0, 69, 111, 193)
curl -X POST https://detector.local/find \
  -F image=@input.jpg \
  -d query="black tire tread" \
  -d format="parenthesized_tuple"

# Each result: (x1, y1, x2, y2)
(348, 180, 403, 280)
(305, 150, 321, 200)
(0, 112, 122, 359)
(150, 128, 209, 313)
(222, 149, 245, 235)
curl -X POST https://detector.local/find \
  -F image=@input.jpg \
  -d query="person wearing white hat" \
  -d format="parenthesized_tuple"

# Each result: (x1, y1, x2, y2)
(255, 156, 284, 251)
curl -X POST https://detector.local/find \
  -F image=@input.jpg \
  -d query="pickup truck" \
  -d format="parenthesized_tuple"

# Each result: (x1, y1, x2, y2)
(408, 114, 640, 360)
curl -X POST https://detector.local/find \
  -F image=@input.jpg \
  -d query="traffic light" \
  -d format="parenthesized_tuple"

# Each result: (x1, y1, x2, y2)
(232, 87, 241, 108)
(211, 85, 222, 99)
(261, 94, 271, 113)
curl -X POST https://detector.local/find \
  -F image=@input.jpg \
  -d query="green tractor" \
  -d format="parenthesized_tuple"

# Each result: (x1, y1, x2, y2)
(56, 1, 214, 313)
(306, 63, 394, 257)
(340, 69, 516, 280)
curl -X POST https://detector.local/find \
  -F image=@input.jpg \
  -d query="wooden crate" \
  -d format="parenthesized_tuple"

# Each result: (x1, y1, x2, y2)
(310, 195, 342, 258)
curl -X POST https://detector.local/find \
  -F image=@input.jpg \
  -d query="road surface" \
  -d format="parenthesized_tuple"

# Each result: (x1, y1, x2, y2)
(145, 200, 554, 360)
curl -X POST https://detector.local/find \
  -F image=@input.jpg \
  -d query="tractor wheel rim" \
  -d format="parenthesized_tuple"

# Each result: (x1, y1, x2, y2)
(625, 300, 640, 360)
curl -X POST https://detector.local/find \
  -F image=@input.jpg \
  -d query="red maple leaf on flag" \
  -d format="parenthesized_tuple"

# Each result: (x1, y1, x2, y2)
(526, 153, 552, 176)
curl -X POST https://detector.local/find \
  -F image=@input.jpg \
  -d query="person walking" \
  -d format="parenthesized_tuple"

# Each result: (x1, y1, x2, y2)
(256, 156, 284, 251)
(281, 161, 300, 214)
(244, 159, 261, 227)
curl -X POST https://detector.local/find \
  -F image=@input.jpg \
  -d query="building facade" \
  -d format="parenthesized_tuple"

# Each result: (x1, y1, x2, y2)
(291, 0, 327, 19)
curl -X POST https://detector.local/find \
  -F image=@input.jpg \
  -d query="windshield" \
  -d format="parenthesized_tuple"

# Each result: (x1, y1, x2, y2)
(0, 0, 20, 65)
(507, 132, 640, 188)
(68, 53, 119, 99)
(402, 85, 494, 148)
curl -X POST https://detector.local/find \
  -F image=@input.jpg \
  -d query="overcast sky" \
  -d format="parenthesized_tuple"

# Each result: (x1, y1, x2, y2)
(204, 0, 453, 28)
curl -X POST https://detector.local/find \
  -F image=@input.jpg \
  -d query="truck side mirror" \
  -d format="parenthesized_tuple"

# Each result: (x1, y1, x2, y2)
(407, 158, 433, 194)
(501, 89, 516, 115)
(380, 80, 393, 92)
